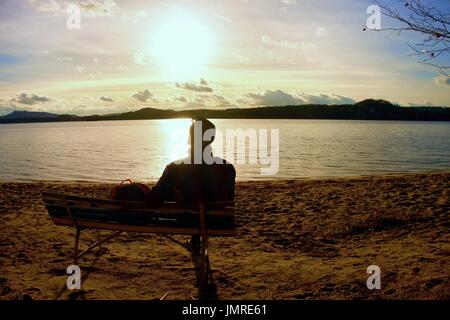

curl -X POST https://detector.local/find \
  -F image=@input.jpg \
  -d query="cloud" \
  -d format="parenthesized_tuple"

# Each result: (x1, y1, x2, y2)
(99, 96, 114, 102)
(13, 93, 50, 105)
(27, 0, 62, 13)
(236, 98, 247, 105)
(172, 93, 234, 109)
(231, 53, 250, 64)
(261, 35, 315, 51)
(434, 76, 450, 87)
(209, 12, 233, 23)
(0, 103, 18, 116)
(75, 65, 85, 73)
(211, 95, 233, 107)
(174, 96, 187, 103)
(408, 101, 435, 107)
(27, 0, 118, 17)
(133, 52, 150, 65)
(131, 90, 154, 102)
(246, 90, 304, 106)
(195, 96, 206, 103)
(117, 65, 128, 71)
(57, 56, 74, 62)
(183, 102, 208, 109)
(79, 0, 117, 17)
(299, 93, 355, 105)
(281, 0, 296, 4)
(175, 81, 213, 92)
(245, 90, 355, 106)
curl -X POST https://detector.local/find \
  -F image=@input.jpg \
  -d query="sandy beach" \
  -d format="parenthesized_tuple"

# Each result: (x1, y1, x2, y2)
(0, 172, 449, 300)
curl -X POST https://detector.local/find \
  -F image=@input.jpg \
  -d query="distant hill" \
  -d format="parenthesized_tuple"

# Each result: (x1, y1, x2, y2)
(1, 110, 60, 120)
(1, 99, 449, 123)
(86, 107, 177, 121)
(0, 110, 80, 123)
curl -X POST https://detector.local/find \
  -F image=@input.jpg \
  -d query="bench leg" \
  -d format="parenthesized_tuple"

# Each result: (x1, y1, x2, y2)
(200, 235, 209, 287)
(198, 203, 210, 287)
(75, 231, 123, 262)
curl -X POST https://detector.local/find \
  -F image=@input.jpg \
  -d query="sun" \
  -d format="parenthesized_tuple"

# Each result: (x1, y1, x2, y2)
(150, 10, 216, 80)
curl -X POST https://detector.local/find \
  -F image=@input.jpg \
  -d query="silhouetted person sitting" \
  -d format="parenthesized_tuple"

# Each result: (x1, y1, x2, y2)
(147, 118, 236, 251)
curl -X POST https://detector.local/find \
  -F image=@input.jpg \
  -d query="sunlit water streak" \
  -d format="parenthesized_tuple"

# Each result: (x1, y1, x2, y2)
(0, 119, 449, 182)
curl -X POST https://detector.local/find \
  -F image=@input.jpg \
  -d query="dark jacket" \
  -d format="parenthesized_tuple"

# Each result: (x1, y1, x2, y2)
(148, 156, 236, 206)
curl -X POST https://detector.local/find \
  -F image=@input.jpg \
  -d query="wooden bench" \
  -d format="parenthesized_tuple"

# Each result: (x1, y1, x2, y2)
(42, 192, 236, 287)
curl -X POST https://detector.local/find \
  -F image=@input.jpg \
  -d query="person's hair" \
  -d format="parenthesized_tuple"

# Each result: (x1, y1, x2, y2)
(189, 117, 216, 147)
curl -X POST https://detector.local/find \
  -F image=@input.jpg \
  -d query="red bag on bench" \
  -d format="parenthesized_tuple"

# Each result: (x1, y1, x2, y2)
(110, 179, 151, 201)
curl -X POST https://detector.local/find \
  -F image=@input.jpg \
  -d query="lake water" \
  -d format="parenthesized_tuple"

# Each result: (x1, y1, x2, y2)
(0, 119, 449, 182)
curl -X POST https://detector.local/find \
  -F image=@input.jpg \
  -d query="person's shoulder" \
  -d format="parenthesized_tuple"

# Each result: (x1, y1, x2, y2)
(168, 156, 190, 167)
(160, 158, 189, 176)
(213, 157, 233, 166)
(214, 157, 235, 173)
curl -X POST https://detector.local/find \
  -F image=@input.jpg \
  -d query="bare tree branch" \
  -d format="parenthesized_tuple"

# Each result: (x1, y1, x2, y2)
(373, 0, 449, 76)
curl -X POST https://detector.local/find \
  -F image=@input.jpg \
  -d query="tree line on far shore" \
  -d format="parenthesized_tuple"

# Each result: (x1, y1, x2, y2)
(1, 99, 450, 123)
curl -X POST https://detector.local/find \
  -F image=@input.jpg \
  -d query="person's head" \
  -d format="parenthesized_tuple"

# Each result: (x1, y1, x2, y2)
(189, 117, 216, 159)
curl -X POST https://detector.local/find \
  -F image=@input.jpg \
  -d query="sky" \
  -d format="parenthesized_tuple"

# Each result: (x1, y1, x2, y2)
(0, 0, 449, 116)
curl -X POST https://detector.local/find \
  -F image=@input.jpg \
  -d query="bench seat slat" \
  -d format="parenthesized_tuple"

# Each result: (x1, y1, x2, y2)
(50, 217, 237, 236)
(44, 199, 234, 216)
(42, 192, 235, 208)
(46, 204, 235, 230)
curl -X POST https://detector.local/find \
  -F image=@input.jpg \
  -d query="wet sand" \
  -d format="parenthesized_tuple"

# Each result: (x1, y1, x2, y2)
(0, 173, 449, 300)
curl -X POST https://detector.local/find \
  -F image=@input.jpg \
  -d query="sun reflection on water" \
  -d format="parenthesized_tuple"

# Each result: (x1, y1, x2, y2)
(156, 118, 191, 166)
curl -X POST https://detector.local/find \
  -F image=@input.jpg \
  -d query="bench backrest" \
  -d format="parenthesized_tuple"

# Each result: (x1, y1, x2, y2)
(42, 192, 236, 236)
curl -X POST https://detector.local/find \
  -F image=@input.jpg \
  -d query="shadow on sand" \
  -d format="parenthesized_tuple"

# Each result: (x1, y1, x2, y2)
(54, 241, 219, 300)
